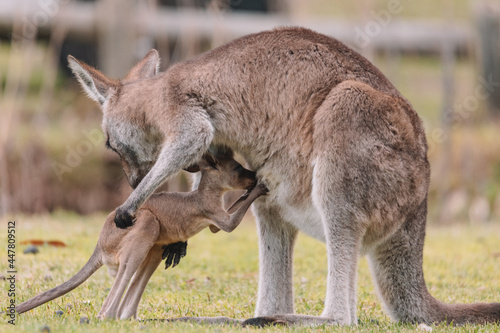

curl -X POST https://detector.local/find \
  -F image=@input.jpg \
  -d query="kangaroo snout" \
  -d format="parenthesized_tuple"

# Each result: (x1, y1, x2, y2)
(129, 175, 141, 189)
(127, 164, 153, 189)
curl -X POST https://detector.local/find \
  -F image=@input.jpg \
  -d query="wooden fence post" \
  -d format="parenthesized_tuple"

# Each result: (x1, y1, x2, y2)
(476, 1, 500, 117)
(97, 0, 137, 78)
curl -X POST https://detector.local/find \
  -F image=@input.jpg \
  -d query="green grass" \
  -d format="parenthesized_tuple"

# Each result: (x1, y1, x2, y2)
(1, 213, 500, 332)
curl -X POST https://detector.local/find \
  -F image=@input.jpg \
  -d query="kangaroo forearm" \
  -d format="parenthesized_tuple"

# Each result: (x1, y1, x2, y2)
(124, 151, 183, 209)
(123, 119, 214, 213)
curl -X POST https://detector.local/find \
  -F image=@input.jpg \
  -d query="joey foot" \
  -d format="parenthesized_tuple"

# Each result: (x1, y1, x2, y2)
(162, 241, 187, 269)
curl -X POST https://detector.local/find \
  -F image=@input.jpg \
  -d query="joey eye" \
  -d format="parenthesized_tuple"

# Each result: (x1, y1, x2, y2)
(234, 165, 243, 173)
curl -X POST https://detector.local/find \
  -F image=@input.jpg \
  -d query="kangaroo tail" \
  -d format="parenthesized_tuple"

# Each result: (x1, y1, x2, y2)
(368, 199, 500, 325)
(16, 248, 103, 314)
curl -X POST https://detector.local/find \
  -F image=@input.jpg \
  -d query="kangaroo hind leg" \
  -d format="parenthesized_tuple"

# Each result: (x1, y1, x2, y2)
(311, 80, 430, 325)
(311, 156, 364, 325)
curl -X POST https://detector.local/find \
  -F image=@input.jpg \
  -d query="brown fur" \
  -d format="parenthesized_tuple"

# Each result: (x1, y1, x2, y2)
(16, 155, 267, 320)
(66, 27, 500, 325)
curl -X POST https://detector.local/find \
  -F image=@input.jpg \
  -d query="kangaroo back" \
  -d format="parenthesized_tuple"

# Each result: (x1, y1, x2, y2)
(16, 248, 103, 314)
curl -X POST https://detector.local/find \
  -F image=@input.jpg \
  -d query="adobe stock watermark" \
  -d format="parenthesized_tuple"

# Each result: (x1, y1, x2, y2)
(427, 73, 500, 155)
(354, 0, 413, 49)
(206, 0, 244, 17)
(51, 128, 104, 181)
(11, 0, 70, 51)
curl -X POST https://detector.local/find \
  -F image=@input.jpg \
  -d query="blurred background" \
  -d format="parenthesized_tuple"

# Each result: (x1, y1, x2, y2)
(0, 0, 499, 224)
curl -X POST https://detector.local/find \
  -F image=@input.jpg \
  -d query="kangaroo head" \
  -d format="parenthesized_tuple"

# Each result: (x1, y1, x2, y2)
(67, 50, 164, 188)
(198, 152, 257, 192)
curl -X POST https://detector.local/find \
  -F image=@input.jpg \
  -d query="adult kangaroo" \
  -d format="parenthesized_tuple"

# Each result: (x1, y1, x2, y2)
(68, 27, 500, 325)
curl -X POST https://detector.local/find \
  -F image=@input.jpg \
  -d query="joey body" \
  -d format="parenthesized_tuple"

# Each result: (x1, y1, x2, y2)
(17, 155, 266, 320)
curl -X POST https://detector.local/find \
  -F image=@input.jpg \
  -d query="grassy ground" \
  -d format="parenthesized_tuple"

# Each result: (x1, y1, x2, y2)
(1, 213, 500, 332)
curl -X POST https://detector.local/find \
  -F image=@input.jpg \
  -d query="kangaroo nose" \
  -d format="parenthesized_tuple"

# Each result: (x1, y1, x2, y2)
(130, 177, 140, 189)
(129, 172, 142, 189)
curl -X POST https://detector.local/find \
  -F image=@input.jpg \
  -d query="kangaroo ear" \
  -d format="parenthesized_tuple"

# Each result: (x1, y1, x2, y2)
(124, 49, 160, 81)
(67, 55, 118, 106)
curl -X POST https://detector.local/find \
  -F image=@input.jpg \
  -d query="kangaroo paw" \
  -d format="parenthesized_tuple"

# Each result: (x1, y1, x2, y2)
(114, 208, 135, 229)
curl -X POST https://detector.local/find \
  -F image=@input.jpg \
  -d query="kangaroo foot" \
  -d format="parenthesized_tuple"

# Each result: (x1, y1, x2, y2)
(242, 314, 339, 327)
(166, 316, 243, 325)
(242, 317, 287, 327)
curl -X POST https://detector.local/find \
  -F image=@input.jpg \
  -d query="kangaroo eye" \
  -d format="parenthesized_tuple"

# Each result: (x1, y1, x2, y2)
(235, 165, 243, 173)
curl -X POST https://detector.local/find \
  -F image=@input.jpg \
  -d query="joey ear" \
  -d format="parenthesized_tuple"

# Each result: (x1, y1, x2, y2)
(124, 49, 160, 81)
(67, 55, 118, 106)
(202, 153, 219, 170)
(196, 160, 211, 171)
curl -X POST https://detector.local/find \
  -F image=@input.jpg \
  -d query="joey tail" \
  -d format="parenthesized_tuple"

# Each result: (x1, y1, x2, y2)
(16, 248, 103, 314)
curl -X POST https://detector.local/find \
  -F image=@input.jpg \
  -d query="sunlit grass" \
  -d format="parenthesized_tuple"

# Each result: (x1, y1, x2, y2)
(1, 213, 499, 332)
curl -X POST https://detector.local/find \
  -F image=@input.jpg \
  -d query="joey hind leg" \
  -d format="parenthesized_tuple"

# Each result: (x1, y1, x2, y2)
(117, 245, 163, 320)
(99, 210, 160, 319)
(99, 244, 156, 319)
(99, 242, 157, 319)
